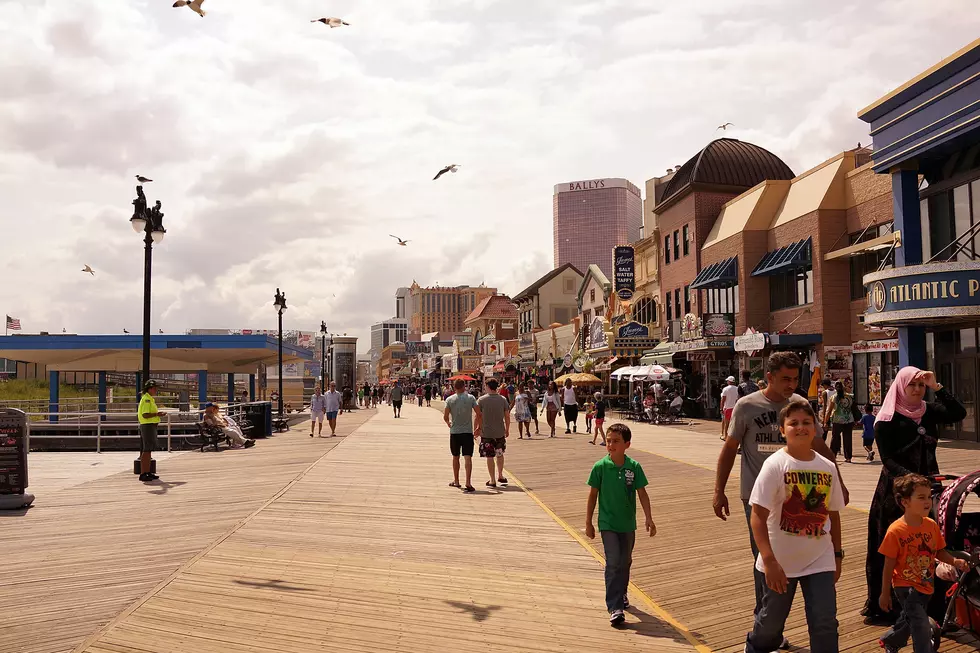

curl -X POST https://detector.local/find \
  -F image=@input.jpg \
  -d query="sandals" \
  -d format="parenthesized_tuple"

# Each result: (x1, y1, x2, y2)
(463, 486, 476, 493)
(486, 480, 497, 488)
(498, 477, 508, 485)
(449, 481, 461, 488)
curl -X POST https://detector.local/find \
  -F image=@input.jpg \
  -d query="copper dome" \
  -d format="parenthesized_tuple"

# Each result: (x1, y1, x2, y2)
(657, 138, 794, 210)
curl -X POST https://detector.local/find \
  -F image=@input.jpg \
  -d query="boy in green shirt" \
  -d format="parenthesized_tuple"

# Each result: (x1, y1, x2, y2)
(585, 423, 656, 625)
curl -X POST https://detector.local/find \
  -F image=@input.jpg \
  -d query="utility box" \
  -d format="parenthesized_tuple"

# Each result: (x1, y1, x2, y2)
(0, 408, 34, 509)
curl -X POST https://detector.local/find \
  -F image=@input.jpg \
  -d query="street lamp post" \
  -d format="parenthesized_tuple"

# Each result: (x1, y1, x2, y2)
(273, 288, 287, 420)
(320, 320, 327, 390)
(130, 185, 166, 389)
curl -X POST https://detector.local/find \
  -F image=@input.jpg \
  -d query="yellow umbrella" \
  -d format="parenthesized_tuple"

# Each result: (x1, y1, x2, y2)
(555, 372, 603, 385)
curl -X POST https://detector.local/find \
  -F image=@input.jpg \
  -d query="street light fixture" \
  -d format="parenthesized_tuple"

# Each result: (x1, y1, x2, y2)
(130, 185, 167, 390)
(320, 320, 327, 390)
(273, 288, 287, 421)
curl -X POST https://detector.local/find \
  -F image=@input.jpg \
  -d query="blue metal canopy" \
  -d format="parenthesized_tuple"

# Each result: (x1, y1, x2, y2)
(691, 257, 738, 290)
(751, 238, 812, 277)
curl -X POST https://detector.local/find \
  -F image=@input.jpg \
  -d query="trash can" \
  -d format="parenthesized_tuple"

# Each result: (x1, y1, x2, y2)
(0, 408, 35, 509)
(244, 401, 273, 438)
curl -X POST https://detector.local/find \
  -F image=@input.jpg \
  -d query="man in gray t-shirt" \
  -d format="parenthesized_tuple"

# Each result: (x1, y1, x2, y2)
(476, 379, 510, 488)
(444, 379, 481, 492)
(712, 352, 847, 624)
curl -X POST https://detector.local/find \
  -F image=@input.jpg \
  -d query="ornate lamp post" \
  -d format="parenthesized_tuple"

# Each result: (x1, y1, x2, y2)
(273, 288, 287, 419)
(320, 320, 328, 390)
(130, 185, 166, 390)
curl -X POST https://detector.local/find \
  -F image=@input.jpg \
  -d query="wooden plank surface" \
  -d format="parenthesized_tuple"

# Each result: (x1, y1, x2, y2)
(73, 401, 695, 653)
(0, 410, 375, 653)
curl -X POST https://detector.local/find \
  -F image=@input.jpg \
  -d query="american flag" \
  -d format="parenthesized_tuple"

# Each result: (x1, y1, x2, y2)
(5, 315, 21, 331)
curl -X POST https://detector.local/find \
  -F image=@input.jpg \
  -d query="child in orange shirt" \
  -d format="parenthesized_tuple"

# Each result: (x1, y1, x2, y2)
(878, 474, 969, 653)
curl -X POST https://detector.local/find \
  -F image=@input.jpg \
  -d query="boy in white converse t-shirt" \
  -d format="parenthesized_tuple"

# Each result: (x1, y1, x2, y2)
(745, 401, 844, 653)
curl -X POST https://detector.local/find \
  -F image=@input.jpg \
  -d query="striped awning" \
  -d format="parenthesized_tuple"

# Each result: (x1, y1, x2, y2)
(751, 238, 812, 277)
(691, 257, 738, 290)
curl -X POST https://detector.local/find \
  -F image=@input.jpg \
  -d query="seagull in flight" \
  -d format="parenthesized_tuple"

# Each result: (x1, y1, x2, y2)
(312, 17, 349, 27)
(81, 265, 95, 276)
(390, 235, 410, 246)
(716, 122, 734, 131)
(135, 175, 153, 184)
(173, 0, 205, 17)
(433, 164, 460, 181)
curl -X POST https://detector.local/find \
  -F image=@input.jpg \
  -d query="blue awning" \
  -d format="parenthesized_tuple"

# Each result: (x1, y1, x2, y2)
(691, 257, 738, 290)
(751, 237, 812, 277)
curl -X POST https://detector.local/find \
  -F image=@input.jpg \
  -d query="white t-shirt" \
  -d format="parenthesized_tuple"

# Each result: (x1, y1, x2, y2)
(561, 387, 577, 405)
(653, 383, 664, 398)
(749, 448, 844, 578)
(720, 384, 740, 410)
(323, 390, 342, 413)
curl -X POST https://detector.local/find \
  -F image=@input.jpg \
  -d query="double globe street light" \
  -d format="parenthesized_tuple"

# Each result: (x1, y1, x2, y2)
(273, 289, 287, 421)
(130, 185, 167, 388)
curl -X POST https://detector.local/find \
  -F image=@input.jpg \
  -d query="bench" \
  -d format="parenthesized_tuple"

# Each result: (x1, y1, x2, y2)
(196, 422, 229, 452)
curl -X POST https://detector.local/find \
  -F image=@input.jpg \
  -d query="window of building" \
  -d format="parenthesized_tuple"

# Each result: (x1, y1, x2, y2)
(553, 306, 574, 324)
(665, 236, 671, 264)
(674, 288, 681, 318)
(634, 297, 657, 324)
(673, 231, 680, 261)
(921, 180, 980, 262)
(563, 277, 575, 293)
(666, 292, 672, 321)
(703, 285, 739, 313)
(683, 285, 691, 314)
(770, 266, 813, 311)
(849, 223, 895, 300)
(683, 225, 690, 256)
(590, 288, 595, 302)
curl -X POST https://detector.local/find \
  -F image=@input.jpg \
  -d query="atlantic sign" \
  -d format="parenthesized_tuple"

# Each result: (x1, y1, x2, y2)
(864, 262, 980, 325)
(614, 245, 635, 301)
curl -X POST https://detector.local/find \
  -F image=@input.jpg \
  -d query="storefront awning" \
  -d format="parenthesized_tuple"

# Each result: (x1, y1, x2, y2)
(640, 341, 674, 366)
(769, 333, 822, 347)
(751, 238, 812, 277)
(691, 257, 738, 290)
(824, 231, 899, 261)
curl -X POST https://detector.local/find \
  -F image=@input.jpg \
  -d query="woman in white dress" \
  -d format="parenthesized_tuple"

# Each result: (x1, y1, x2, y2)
(513, 382, 532, 439)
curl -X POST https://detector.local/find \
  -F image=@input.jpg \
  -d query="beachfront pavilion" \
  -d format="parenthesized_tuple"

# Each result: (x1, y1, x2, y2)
(0, 334, 313, 422)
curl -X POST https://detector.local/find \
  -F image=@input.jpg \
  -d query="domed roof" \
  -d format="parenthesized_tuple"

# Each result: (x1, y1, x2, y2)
(657, 138, 794, 209)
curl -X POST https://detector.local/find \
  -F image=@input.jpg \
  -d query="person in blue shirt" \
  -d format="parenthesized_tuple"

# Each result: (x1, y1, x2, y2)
(861, 403, 876, 461)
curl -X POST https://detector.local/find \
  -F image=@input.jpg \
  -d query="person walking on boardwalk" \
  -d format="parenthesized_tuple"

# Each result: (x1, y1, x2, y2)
(390, 381, 404, 417)
(713, 352, 848, 650)
(585, 423, 655, 626)
(475, 379, 510, 488)
(561, 378, 579, 434)
(591, 391, 608, 445)
(542, 380, 561, 437)
(526, 379, 540, 435)
(416, 384, 424, 407)
(513, 382, 532, 439)
(424, 383, 432, 407)
(309, 384, 327, 437)
(137, 380, 165, 482)
(444, 379, 481, 493)
(322, 381, 343, 436)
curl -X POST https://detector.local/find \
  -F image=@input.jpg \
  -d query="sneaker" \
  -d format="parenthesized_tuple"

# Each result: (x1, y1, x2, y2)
(931, 617, 942, 651)
(565, 429, 571, 434)
(623, 595, 630, 609)
(878, 639, 898, 653)
(139, 473, 157, 482)
(779, 636, 790, 650)
(610, 610, 625, 626)
(244, 440, 256, 448)
(573, 425, 577, 433)
(498, 477, 508, 485)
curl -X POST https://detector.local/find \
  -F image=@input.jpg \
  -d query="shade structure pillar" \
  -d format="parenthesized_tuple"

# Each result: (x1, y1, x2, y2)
(227, 374, 235, 403)
(892, 168, 927, 369)
(98, 372, 107, 422)
(198, 371, 208, 408)
(249, 374, 256, 401)
(48, 371, 60, 423)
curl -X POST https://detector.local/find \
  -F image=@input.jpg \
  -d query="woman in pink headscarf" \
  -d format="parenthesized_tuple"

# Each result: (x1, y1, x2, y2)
(862, 366, 965, 624)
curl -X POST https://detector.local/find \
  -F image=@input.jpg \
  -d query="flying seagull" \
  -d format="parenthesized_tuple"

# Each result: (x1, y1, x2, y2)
(81, 265, 95, 276)
(312, 17, 349, 27)
(135, 175, 153, 184)
(433, 164, 460, 180)
(716, 122, 734, 131)
(173, 0, 205, 17)
(390, 235, 410, 246)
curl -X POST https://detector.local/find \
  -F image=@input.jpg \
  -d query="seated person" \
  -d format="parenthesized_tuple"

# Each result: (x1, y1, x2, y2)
(643, 392, 655, 421)
(669, 393, 684, 416)
(203, 403, 256, 449)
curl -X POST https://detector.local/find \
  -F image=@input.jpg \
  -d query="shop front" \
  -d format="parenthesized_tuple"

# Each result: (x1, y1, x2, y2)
(734, 328, 768, 383)
(852, 338, 899, 407)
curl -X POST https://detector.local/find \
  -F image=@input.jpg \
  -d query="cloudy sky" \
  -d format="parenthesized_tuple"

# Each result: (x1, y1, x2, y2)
(1, 1, 977, 351)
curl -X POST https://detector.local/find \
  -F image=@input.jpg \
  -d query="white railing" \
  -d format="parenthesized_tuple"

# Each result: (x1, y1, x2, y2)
(24, 412, 203, 453)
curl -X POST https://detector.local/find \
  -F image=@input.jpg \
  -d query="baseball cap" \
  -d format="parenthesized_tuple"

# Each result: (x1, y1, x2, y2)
(204, 402, 216, 409)
(143, 380, 158, 391)
(726, 376, 736, 383)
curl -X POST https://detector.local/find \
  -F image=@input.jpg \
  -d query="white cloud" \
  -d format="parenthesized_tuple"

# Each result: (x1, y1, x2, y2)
(1, 0, 978, 351)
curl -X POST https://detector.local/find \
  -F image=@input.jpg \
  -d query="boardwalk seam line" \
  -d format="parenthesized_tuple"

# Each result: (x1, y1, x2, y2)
(71, 411, 376, 653)
(505, 468, 713, 653)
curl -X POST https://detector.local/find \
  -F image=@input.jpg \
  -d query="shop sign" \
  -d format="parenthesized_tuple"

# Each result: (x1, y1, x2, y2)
(864, 262, 980, 325)
(734, 331, 768, 354)
(681, 313, 702, 340)
(687, 351, 716, 362)
(853, 339, 899, 354)
(573, 355, 588, 372)
(672, 338, 734, 352)
(588, 316, 608, 350)
(461, 355, 480, 372)
(613, 246, 635, 300)
(702, 313, 735, 337)
(618, 321, 649, 339)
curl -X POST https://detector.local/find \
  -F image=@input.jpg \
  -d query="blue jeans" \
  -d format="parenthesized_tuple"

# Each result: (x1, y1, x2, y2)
(743, 501, 766, 616)
(600, 531, 635, 613)
(881, 587, 933, 653)
(746, 571, 838, 653)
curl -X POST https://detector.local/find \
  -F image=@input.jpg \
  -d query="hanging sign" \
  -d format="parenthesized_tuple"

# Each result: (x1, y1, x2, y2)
(613, 245, 635, 301)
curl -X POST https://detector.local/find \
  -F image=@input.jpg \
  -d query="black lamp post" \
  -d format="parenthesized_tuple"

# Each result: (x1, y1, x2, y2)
(320, 320, 327, 390)
(130, 185, 166, 390)
(273, 288, 287, 419)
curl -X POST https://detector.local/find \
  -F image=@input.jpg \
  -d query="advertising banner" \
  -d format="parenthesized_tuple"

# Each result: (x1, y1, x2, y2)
(613, 245, 635, 301)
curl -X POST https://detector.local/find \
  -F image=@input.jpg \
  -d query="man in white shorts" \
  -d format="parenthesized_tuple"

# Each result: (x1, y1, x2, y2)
(323, 380, 343, 436)
(309, 384, 328, 437)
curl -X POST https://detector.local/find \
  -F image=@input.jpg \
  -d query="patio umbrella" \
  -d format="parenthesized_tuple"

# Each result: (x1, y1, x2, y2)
(630, 365, 671, 382)
(448, 374, 476, 381)
(555, 372, 603, 385)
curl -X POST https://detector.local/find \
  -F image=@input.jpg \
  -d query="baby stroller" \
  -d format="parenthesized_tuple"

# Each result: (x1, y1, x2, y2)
(935, 471, 980, 648)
